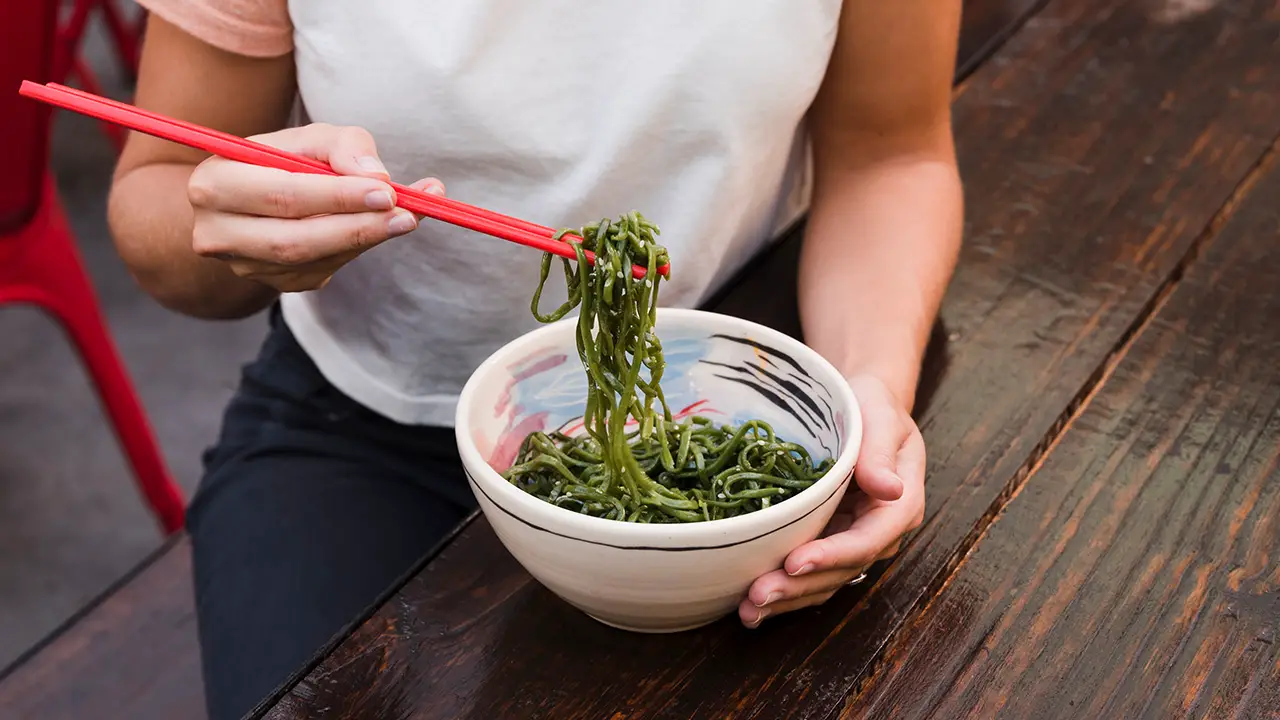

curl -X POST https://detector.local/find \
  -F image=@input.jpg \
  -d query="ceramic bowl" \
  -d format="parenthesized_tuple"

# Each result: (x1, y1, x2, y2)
(455, 308, 861, 632)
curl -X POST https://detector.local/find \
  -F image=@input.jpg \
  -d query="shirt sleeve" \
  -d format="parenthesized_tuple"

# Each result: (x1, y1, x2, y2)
(136, 0, 293, 58)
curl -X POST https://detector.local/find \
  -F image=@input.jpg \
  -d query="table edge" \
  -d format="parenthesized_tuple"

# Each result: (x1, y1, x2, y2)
(250, 508, 483, 719)
(0, 530, 189, 684)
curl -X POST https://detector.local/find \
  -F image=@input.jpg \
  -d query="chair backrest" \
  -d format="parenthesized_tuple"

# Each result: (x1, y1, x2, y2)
(0, 0, 59, 234)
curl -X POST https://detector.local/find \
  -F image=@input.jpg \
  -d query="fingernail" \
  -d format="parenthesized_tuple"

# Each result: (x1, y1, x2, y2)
(388, 210, 417, 235)
(365, 190, 394, 210)
(424, 180, 445, 196)
(748, 608, 771, 628)
(755, 591, 782, 607)
(788, 564, 814, 577)
(357, 156, 387, 175)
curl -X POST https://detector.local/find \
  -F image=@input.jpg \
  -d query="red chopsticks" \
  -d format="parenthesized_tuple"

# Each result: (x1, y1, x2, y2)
(18, 81, 669, 280)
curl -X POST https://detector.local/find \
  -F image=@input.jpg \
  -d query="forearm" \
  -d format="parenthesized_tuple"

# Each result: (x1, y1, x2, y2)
(799, 155, 963, 409)
(107, 162, 278, 319)
(102, 15, 297, 319)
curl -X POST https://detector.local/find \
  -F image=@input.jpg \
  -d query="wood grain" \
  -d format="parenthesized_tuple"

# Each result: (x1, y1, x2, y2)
(0, 3, 1042, 718)
(263, 0, 1280, 718)
(0, 536, 204, 720)
(954, 0, 1049, 79)
(0, 2, 1047, 719)
(849, 144, 1280, 720)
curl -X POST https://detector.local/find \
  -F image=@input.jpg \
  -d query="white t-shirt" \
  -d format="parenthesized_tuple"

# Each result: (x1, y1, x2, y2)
(140, 0, 844, 425)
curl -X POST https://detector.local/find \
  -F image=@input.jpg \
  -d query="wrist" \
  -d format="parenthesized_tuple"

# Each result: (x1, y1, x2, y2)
(844, 368, 916, 411)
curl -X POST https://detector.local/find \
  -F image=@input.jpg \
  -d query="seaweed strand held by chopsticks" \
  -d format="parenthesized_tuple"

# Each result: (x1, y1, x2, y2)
(503, 212, 833, 523)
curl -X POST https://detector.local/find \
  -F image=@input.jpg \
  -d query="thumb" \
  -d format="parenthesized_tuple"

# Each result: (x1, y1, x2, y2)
(854, 405, 906, 502)
(251, 124, 390, 180)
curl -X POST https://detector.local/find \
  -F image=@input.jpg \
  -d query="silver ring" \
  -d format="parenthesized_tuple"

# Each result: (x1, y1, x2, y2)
(845, 571, 868, 586)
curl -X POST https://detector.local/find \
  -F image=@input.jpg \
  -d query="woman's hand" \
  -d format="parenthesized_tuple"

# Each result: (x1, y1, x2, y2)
(187, 122, 442, 292)
(739, 374, 926, 628)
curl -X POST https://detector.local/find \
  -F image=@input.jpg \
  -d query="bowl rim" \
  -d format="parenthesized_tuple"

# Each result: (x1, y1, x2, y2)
(455, 307, 862, 548)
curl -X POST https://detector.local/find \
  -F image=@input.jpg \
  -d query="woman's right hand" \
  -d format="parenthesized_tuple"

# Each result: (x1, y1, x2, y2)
(187, 123, 443, 292)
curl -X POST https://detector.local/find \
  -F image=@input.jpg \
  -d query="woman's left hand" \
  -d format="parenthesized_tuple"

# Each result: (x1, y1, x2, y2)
(739, 374, 926, 628)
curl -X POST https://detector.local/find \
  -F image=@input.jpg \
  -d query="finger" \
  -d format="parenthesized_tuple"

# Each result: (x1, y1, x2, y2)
(854, 399, 908, 502)
(745, 567, 862, 609)
(250, 124, 389, 179)
(783, 501, 917, 576)
(740, 587, 839, 628)
(193, 207, 418, 265)
(897, 430, 927, 528)
(326, 125, 391, 178)
(189, 161, 397, 219)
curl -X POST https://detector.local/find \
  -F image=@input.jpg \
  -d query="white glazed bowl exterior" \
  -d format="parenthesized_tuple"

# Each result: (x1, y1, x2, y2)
(455, 308, 861, 632)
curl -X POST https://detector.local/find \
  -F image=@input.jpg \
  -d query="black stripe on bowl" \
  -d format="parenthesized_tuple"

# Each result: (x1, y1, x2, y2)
(708, 373, 824, 444)
(709, 333, 815, 380)
(699, 360, 833, 435)
(466, 469, 852, 552)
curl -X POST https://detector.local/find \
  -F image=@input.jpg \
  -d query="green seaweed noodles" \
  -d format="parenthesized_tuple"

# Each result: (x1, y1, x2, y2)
(501, 211, 835, 523)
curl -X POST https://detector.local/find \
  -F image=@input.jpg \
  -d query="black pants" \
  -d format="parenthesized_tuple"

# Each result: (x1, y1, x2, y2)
(187, 306, 478, 720)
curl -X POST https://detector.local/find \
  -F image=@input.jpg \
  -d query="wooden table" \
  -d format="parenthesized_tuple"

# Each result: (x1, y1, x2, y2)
(254, 1, 1280, 718)
(2, 1, 1277, 719)
(0, 535, 204, 719)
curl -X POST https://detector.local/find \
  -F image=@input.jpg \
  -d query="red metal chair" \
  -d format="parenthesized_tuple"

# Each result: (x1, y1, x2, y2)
(1, 0, 186, 534)
(54, 0, 146, 151)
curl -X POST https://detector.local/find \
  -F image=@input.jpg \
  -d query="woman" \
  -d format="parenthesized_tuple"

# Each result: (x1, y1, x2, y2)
(109, 1, 962, 717)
